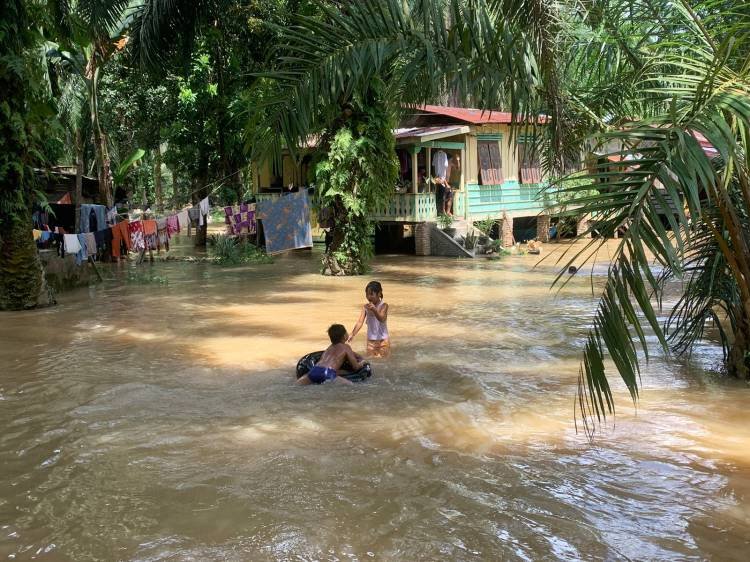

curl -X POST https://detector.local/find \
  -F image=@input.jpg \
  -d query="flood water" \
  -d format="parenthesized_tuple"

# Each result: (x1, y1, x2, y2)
(1, 239, 749, 561)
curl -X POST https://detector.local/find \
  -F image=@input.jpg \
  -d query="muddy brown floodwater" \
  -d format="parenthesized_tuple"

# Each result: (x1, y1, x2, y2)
(1, 240, 749, 561)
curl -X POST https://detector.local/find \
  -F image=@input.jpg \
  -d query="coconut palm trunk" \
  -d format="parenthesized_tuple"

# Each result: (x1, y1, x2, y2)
(0, 212, 53, 310)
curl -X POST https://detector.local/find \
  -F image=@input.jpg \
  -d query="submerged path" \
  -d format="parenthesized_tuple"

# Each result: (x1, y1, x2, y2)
(1, 241, 749, 560)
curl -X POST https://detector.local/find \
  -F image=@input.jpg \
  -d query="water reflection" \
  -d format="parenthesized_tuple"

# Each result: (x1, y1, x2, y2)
(0, 240, 748, 560)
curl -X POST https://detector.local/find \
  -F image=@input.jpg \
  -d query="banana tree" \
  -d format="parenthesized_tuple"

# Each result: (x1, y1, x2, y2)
(47, 0, 133, 207)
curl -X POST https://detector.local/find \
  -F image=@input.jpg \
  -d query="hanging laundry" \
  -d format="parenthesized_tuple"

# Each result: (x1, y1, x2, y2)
(256, 190, 312, 254)
(128, 220, 145, 252)
(167, 215, 180, 235)
(79, 204, 106, 233)
(76, 233, 88, 265)
(89, 208, 98, 231)
(143, 219, 158, 250)
(188, 207, 200, 236)
(39, 231, 52, 244)
(176, 210, 189, 234)
(111, 220, 130, 258)
(224, 204, 257, 235)
(63, 233, 82, 255)
(52, 233, 64, 256)
(156, 218, 169, 250)
(94, 228, 112, 252)
(84, 232, 97, 256)
(198, 196, 210, 226)
(48, 203, 76, 232)
(32, 229, 42, 241)
(106, 206, 118, 226)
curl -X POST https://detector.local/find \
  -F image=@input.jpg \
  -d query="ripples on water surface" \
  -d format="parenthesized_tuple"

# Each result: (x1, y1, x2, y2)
(1, 241, 749, 560)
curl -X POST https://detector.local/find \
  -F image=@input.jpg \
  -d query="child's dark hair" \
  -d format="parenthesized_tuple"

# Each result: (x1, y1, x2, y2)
(365, 280, 383, 297)
(327, 324, 347, 344)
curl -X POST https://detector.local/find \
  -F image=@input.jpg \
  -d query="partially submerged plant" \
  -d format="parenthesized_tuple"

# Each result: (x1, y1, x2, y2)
(437, 213, 454, 229)
(210, 235, 273, 266)
(474, 217, 496, 238)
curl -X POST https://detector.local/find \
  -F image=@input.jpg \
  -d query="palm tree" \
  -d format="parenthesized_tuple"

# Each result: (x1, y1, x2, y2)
(0, 0, 54, 310)
(48, 0, 133, 207)
(240, 0, 750, 430)
(560, 6, 750, 428)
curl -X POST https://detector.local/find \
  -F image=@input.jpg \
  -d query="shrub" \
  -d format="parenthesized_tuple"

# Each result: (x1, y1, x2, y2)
(209, 235, 273, 265)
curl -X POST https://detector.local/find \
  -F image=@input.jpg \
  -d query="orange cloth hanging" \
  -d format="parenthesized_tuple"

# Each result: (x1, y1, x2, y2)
(110, 220, 130, 258)
(142, 220, 158, 236)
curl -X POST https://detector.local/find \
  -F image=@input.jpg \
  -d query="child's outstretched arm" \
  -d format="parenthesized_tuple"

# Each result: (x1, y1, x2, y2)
(347, 307, 367, 342)
(345, 346, 368, 371)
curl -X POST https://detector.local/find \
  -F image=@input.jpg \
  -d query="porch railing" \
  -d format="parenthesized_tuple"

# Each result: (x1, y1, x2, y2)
(372, 192, 438, 222)
(256, 191, 462, 223)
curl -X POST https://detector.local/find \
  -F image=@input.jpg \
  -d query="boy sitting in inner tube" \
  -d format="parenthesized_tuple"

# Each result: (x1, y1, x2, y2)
(296, 324, 369, 386)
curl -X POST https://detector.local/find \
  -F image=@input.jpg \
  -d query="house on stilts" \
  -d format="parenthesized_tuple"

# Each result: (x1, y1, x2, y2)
(252, 105, 564, 256)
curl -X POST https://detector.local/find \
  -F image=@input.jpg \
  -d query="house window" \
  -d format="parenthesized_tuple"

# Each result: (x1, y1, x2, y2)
(518, 139, 541, 184)
(478, 140, 502, 185)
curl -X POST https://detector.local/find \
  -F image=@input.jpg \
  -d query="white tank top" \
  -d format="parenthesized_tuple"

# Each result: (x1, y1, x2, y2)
(365, 301, 389, 341)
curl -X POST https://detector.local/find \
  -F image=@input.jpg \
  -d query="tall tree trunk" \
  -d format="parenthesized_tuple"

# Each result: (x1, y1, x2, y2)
(87, 52, 114, 207)
(0, 211, 53, 310)
(172, 170, 179, 209)
(728, 313, 750, 380)
(0, 0, 53, 310)
(154, 143, 163, 212)
(74, 127, 83, 231)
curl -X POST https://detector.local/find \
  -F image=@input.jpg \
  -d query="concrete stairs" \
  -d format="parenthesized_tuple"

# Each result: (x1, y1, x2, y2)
(429, 223, 474, 258)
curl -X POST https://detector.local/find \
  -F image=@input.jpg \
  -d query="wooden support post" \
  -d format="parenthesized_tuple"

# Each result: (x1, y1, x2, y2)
(460, 147, 466, 220)
(536, 214, 551, 242)
(426, 147, 432, 190)
(411, 150, 418, 194)
(88, 256, 103, 282)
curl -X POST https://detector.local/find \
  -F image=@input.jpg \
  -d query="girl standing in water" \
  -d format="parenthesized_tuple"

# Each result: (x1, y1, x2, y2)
(348, 281, 390, 357)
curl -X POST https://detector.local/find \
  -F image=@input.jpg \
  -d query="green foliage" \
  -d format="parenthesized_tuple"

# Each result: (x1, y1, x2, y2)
(437, 214, 454, 229)
(314, 98, 398, 275)
(474, 217, 496, 237)
(209, 234, 273, 265)
(0, 0, 56, 309)
(464, 231, 477, 251)
(553, 2, 750, 432)
(114, 148, 146, 185)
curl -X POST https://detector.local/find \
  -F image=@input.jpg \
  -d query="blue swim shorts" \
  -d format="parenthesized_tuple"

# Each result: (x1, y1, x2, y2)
(308, 365, 337, 384)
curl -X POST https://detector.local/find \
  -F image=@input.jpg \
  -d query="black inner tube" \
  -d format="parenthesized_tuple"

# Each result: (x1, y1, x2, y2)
(296, 351, 372, 383)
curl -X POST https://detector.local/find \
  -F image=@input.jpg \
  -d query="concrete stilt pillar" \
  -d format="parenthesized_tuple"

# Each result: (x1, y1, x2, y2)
(576, 214, 591, 238)
(536, 214, 551, 243)
(415, 223, 431, 256)
(498, 215, 514, 247)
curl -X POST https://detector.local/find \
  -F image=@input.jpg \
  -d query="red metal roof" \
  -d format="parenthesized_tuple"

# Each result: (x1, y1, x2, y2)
(394, 125, 467, 139)
(413, 105, 548, 124)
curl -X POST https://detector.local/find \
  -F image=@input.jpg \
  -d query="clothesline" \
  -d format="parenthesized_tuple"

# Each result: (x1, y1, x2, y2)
(33, 198, 211, 266)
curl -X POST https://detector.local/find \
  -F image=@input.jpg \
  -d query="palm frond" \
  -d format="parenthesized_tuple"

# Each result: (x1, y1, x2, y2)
(248, 0, 556, 167)
(128, 0, 230, 70)
(554, 0, 750, 432)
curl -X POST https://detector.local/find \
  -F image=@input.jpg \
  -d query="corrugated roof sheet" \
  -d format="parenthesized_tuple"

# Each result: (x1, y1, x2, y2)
(412, 105, 548, 124)
(394, 126, 466, 139)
